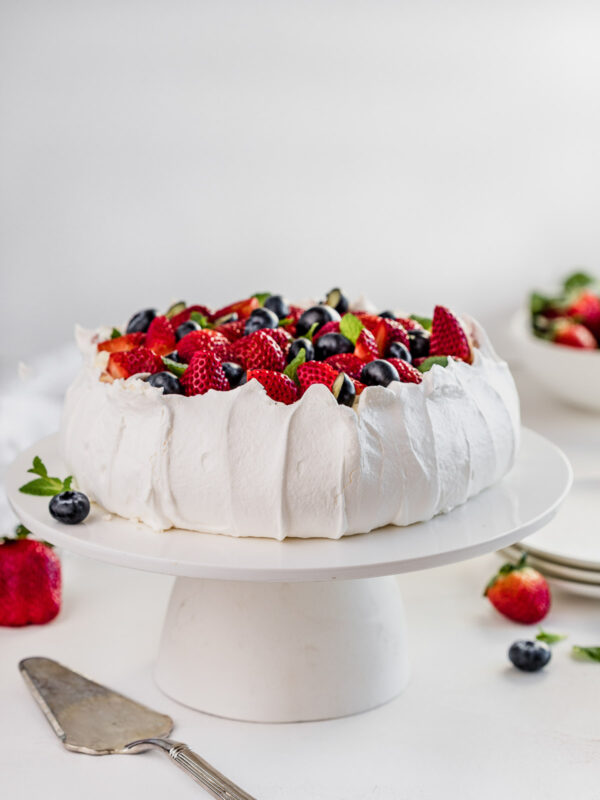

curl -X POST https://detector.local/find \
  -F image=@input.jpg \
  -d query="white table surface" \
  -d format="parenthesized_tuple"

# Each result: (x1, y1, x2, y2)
(2, 365, 600, 799)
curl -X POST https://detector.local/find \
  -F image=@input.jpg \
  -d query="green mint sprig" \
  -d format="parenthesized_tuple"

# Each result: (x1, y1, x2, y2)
(162, 357, 187, 377)
(284, 349, 306, 383)
(536, 629, 567, 645)
(253, 292, 271, 306)
(19, 456, 73, 497)
(189, 311, 214, 329)
(410, 314, 432, 331)
(417, 355, 449, 373)
(339, 313, 364, 345)
(572, 645, 600, 662)
(305, 322, 319, 341)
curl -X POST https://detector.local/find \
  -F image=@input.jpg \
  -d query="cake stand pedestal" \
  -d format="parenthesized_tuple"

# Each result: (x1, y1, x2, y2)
(7, 429, 572, 723)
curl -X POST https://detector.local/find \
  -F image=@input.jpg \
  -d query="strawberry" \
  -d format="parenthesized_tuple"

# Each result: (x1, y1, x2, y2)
(241, 330, 286, 371)
(324, 353, 365, 380)
(429, 305, 473, 363)
(210, 296, 259, 322)
(484, 554, 551, 624)
(385, 358, 423, 383)
(354, 328, 379, 362)
(98, 332, 145, 353)
(297, 361, 339, 394)
(351, 378, 367, 395)
(283, 304, 306, 336)
(247, 369, 298, 404)
(263, 327, 293, 351)
(354, 313, 381, 333)
(145, 315, 176, 356)
(553, 320, 597, 349)
(180, 350, 229, 396)
(566, 290, 600, 338)
(0, 527, 61, 627)
(373, 318, 409, 356)
(170, 304, 213, 331)
(396, 316, 424, 332)
(177, 329, 232, 363)
(312, 320, 341, 341)
(107, 347, 163, 379)
(215, 318, 246, 342)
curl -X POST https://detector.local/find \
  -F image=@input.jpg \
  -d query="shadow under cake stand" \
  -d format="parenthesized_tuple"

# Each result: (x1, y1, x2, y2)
(7, 429, 572, 723)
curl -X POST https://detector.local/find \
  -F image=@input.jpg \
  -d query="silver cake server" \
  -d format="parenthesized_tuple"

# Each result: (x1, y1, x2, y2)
(19, 657, 258, 799)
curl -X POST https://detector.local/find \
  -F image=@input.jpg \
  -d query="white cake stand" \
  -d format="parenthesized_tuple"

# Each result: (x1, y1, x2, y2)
(6, 429, 572, 723)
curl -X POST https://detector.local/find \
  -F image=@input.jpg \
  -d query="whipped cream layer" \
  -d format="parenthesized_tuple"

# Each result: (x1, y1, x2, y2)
(60, 317, 520, 539)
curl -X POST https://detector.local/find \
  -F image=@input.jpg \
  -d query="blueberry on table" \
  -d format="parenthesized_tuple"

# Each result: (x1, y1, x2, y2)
(222, 362, 247, 388)
(408, 329, 430, 359)
(287, 338, 314, 363)
(49, 491, 90, 525)
(296, 305, 341, 337)
(314, 333, 354, 361)
(264, 295, 290, 319)
(176, 320, 201, 340)
(360, 359, 400, 387)
(508, 640, 551, 672)
(325, 288, 349, 314)
(244, 308, 279, 335)
(145, 371, 185, 395)
(386, 340, 412, 363)
(126, 308, 157, 334)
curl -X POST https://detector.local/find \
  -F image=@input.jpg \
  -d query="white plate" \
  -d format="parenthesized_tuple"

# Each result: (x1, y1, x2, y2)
(6, 429, 572, 582)
(500, 546, 600, 586)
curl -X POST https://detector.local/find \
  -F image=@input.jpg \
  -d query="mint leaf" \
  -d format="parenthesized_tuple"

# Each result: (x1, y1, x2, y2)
(563, 271, 594, 292)
(63, 475, 73, 491)
(165, 301, 186, 319)
(572, 645, 600, 662)
(305, 322, 319, 341)
(284, 349, 306, 383)
(530, 292, 551, 316)
(253, 292, 271, 306)
(28, 456, 48, 478)
(410, 314, 432, 331)
(417, 356, 449, 373)
(339, 313, 364, 345)
(278, 317, 292, 327)
(536, 629, 567, 645)
(189, 311, 213, 329)
(162, 357, 187, 378)
(110, 327, 122, 339)
(20, 457, 74, 496)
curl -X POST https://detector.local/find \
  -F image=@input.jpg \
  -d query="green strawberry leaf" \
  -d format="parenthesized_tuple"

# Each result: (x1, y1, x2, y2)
(28, 455, 48, 478)
(305, 322, 319, 341)
(15, 524, 30, 539)
(165, 301, 186, 319)
(162, 357, 187, 378)
(190, 311, 213, 329)
(20, 457, 75, 496)
(417, 356, 449, 373)
(110, 327, 122, 339)
(339, 313, 364, 346)
(253, 292, 271, 306)
(410, 314, 432, 331)
(563, 271, 594, 292)
(283, 349, 306, 383)
(536, 629, 567, 645)
(572, 645, 600, 662)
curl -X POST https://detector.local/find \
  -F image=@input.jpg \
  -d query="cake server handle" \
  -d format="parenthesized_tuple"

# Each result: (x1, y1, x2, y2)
(125, 738, 258, 799)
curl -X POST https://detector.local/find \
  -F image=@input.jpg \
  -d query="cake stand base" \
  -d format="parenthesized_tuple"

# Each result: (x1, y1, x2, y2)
(154, 576, 409, 722)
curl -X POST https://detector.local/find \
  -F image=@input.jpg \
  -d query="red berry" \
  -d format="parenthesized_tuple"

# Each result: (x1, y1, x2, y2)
(484, 556, 551, 624)
(373, 318, 410, 356)
(385, 358, 423, 383)
(567, 290, 600, 338)
(178, 329, 232, 363)
(553, 321, 597, 349)
(324, 353, 365, 380)
(180, 350, 229, 396)
(396, 316, 424, 332)
(247, 369, 298, 404)
(0, 535, 61, 626)
(232, 330, 286, 371)
(354, 312, 381, 333)
(312, 320, 340, 341)
(263, 327, 293, 351)
(215, 318, 246, 342)
(107, 347, 163, 379)
(210, 297, 260, 322)
(430, 305, 473, 363)
(354, 329, 379, 362)
(145, 315, 176, 356)
(97, 332, 145, 353)
(297, 361, 339, 394)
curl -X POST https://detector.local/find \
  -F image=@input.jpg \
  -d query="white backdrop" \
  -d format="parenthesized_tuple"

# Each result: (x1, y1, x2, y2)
(2, 0, 600, 362)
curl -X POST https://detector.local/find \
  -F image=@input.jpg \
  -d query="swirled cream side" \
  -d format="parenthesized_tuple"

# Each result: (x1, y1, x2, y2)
(60, 317, 520, 539)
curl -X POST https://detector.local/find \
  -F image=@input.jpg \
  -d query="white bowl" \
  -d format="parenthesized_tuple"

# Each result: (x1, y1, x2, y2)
(511, 310, 600, 412)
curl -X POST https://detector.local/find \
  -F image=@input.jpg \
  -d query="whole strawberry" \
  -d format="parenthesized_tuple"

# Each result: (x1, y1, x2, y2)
(181, 350, 229, 396)
(247, 369, 298, 404)
(553, 320, 597, 349)
(430, 305, 473, 363)
(0, 526, 61, 627)
(484, 554, 550, 624)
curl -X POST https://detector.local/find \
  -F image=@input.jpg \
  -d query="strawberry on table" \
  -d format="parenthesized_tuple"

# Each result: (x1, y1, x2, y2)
(145, 315, 176, 356)
(484, 554, 551, 624)
(0, 526, 61, 627)
(247, 369, 298, 405)
(107, 347, 163, 379)
(429, 305, 473, 363)
(97, 332, 145, 353)
(181, 350, 229, 396)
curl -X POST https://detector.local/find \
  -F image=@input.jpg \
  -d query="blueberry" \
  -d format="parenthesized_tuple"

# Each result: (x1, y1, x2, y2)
(222, 362, 247, 388)
(145, 371, 185, 395)
(360, 359, 400, 387)
(296, 305, 341, 337)
(332, 372, 356, 407)
(287, 338, 315, 363)
(49, 491, 90, 525)
(386, 340, 412, 363)
(408, 329, 430, 359)
(164, 350, 181, 362)
(126, 308, 157, 334)
(264, 295, 290, 319)
(244, 307, 279, 335)
(325, 288, 349, 314)
(176, 320, 201, 340)
(314, 332, 354, 361)
(379, 310, 396, 319)
(508, 640, 552, 672)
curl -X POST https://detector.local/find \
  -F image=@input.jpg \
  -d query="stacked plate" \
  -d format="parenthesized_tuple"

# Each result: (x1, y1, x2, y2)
(500, 477, 600, 599)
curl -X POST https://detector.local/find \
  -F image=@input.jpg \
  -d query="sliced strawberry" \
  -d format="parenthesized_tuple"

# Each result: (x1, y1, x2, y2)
(107, 347, 163, 379)
(324, 353, 365, 380)
(430, 306, 473, 363)
(553, 321, 597, 349)
(263, 327, 293, 351)
(312, 320, 340, 341)
(145, 315, 176, 356)
(240, 330, 286, 371)
(180, 351, 229, 396)
(385, 358, 423, 384)
(170, 304, 213, 331)
(283, 304, 306, 337)
(373, 318, 409, 356)
(566, 290, 600, 338)
(210, 296, 259, 322)
(177, 329, 232, 363)
(354, 328, 379, 362)
(396, 316, 424, 332)
(351, 378, 367, 395)
(354, 312, 381, 333)
(215, 318, 246, 342)
(297, 361, 339, 394)
(98, 332, 145, 353)
(247, 369, 298, 404)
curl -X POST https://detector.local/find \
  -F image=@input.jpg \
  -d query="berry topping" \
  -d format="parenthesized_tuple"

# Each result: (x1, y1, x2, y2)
(508, 640, 552, 672)
(211, 296, 259, 322)
(297, 361, 339, 394)
(107, 347, 163, 379)
(314, 332, 355, 361)
(430, 305, 473, 363)
(296, 305, 341, 337)
(97, 332, 145, 353)
(145, 315, 176, 356)
(332, 372, 356, 407)
(385, 358, 423, 383)
(234, 329, 286, 371)
(323, 352, 365, 380)
(264, 294, 290, 319)
(385, 340, 412, 363)
(145, 371, 185, 395)
(354, 328, 379, 362)
(287, 337, 315, 363)
(553, 321, 597, 349)
(484, 554, 551, 624)
(49, 491, 91, 525)
(126, 308, 157, 334)
(175, 320, 201, 341)
(216, 318, 246, 342)
(312, 320, 341, 341)
(262, 327, 293, 351)
(244, 307, 280, 335)
(177, 329, 231, 363)
(247, 369, 298, 405)
(407, 329, 430, 359)
(180, 351, 229, 396)
(374, 317, 410, 356)
(360, 359, 400, 387)
(325, 288, 349, 314)
(222, 361, 247, 388)
(170, 304, 213, 331)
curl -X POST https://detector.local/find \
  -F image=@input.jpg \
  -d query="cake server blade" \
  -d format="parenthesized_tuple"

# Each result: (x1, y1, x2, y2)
(19, 657, 258, 799)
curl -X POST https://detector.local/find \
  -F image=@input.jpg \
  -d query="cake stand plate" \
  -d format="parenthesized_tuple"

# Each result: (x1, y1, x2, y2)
(7, 429, 572, 722)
